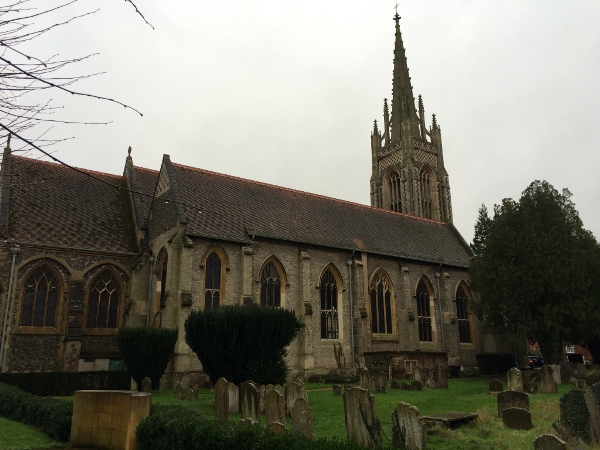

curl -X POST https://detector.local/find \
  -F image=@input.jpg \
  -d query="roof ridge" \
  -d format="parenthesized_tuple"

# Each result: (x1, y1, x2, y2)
(171, 161, 447, 226)
(13, 155, 124, 180)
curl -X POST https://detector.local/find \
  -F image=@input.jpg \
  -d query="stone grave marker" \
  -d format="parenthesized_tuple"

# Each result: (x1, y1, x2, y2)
(265, 390, 285, 427)
(526, 377, 539, 394)
(574, 363, 588, 379)
(502, 407, 532, 430)
(539, 366, 558, 394)
(344, 384, 352, 391)
(489, 379, 503, 393)
(507, 367, 524, 392)
(285, 382, 308, 416)
(411, 380, 422, 391)
(259, 385, 268, 414)
(141, 377, 152, 393)
(185, 385, 198, 401)
(343, 387, 382, 448)
(333, 385, 342, 395)
(560, 363, 576, 383)
(550, 364, 562, 385)
(412, 365, 422, 383)
(574, 378, 587, 389)
(267, 422, 287, 434)
(585, 382, 600, 442)
(559, 388, 591, 444)
(433, 363, 448, 389)
(391, 402, 426, 450)
(175, 382, 183, 399)
(497, 390, 529, 417)
(533, 434, 566, 450)
(227, 382, 239, 414)
(291, 397, 313, 439)
(375, 371, 387, 393)
(421, 368, 435, 388)
(587, 371, 600, 387)
(294, 373, 305, 385)
(401, 382, 412, 390)
(360, 368, 372, 391)
(240, 380, 260, 424)
(214, 377, 229, 421)
(391, 380, 400, 389)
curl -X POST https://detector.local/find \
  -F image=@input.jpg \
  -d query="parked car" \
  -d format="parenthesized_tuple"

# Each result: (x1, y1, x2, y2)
(528, 351, 544, 369)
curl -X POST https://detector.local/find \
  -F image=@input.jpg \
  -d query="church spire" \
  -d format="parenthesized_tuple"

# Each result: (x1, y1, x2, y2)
(390, 12, 419, 143)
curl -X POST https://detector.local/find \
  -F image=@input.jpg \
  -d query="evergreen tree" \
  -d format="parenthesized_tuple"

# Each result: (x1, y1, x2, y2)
(471, 204, 491, 256)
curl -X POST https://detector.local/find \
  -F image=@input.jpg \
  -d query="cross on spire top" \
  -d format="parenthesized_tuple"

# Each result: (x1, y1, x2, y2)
(393, 2, 400, 23)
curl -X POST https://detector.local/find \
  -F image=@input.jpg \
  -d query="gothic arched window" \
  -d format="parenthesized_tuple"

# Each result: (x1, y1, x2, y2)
(87, 269, 121, 329)
(20, 264, 60, 328)
(420, 167, 434, 219)
(456, 284, 472, 344)
(387, 170, 402, 212)
(320, 269, 339, 339)
(417, 279, 433, 342)
(260, 262, 281, 307)
(369, 270, 393, 335)
(204, 252, 221, 310)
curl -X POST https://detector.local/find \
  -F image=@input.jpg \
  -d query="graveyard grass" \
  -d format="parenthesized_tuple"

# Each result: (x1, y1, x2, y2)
(0, 416, 62, 450)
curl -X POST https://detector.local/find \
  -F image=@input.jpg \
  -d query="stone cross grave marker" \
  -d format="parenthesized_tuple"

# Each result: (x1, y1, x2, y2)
(533, 434, 567, 450)
(175, 382, 183, 399)
(333, 385, 341, 395)
(227, 382, 239, 414)
(585, 382, 600, 443)
(215, 377, 229, 421)
(391, 402, 426, 450)
(240, 380, 260, 424)
(433, 363, 448, 389)
(539, 366, 558, 394)
(265, 390, 285, 427)
(141, 377, 152, 393)
(507, 367, 524, 392)
(497, 390, 529, 417)
(285, 382, 307, 417)
(291, 397, 313, 439)
(343, 387, 382, 448)
(360, 368, 372, 391)
(502, 407, 532, 430)
(411, 380, 422, 391)
(375, 370, 387, 393)
(488, 379, 503, 393)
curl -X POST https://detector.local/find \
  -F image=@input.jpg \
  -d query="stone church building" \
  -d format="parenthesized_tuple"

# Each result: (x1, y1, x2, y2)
(0, 14, 496, 383)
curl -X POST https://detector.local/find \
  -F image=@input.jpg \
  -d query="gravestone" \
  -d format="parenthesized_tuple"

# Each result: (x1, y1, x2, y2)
(539, 366, 558, 394)
(497, 390, 529, 417)
(186, 385, 198, 401)
(175, 382, 183, 400)
(214, 377, 229, 421)
(401, 382, 412, 390)
(294, 373, 305, 385)
(559, 388, 591, 444)
(285, 382, 308, 416)
(489, 379, 503, 393)
(550, 364, 562, 385)
(502, 407, 532, 430)
(375, 371, 387, 393)
(343, 387, 382, 448)
(533, 434, 566, 450)
(267, 422, 287, 434)
(421, 368, 435, 388)
(141, 377, 152, 393)
(574, 378, 587, 390)
(412, 365, 422, 383)
(265, 390, 285, 427)
(526, 377, 539, 394)
(411, 380, 422, 391)
(560, 363, 576, 383)
(507, 368, 524, 392)
(574, 363, 588, 379)
(587, 371, 600, 387)
(391, 402, 426, 450)
(240, 380, 260, 424)
(333, 385, 342, 395)
(584, 383, 600, 443)
(360, 368, 372, 391)
(433, 363, 448, 389)
(227, 382, 239, 414)
(291, 397, 313, 439)
(391, 380, 400, 389)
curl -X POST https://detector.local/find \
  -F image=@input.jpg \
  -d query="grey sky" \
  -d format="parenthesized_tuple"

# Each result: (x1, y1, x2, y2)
(15, 1, 600, 244)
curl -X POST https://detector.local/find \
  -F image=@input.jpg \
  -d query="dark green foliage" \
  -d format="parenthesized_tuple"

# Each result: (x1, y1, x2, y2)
(470, 204, 491, 256)
(136, 404, 389, 450)
(118, 327, 178, 389)
(475, 353, 515, 375)
(0, 370, 129, 396)
(559, 389, 590, 443)
(470, 181, 600, 363)
(0, 382, 72, 442)
(185, 303, 303, 385)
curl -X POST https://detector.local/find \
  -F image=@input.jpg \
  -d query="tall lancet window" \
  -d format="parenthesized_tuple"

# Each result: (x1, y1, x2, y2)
(260, 262, 281, 307)
(20, 264, 60, 328)
(387, 171, 402, 212)
(320, 269, 339, 339)
(420, 167, 434, 219)
(456, 284, 472, 344)
(204, 252, 221, 310)
(416, 279, 433, 342)
(369, 270, 393, 335)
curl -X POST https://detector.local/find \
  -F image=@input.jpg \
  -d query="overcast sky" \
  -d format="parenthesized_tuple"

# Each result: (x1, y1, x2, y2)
(11, 0, 600, 243)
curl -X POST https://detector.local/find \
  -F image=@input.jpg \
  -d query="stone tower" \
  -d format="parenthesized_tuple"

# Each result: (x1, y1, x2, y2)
(370, 13, 452, 222)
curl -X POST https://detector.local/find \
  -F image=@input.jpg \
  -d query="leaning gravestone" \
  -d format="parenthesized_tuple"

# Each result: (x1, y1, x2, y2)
(411, 380, 422, 391)
(391, 402, 426, 450)
(584, 382, 600, 443)
(401, 382, 412, 391)
(141, 377, 152, 393)
(539, 366, 558, 394)
(391, 380, 400, 389)
(375, 371, 387, 393)
(497, 390, 529, 417)
(227, 382, 239, 414)
(214, 377, 229, 421)
(412, 365, 422, 383)
(343, 387, 382, 448)
(550, 364, 562, 385)
(533, 434, 566, 450)
(433, 363, 448, 389)
(502, 407, 532, 430)
(265, 390, 285, 427)
(291, 397, 313, 439)
(507, 367, 524, 392)
(360, 368, 372, 391)
(489, 379, 503, 393)
(175, 382, 183, 400)
(333, 385, 342, 395)
(240, 380, 260, 424)
(285, 382, 308, 416)
(560, 363, 576, 384)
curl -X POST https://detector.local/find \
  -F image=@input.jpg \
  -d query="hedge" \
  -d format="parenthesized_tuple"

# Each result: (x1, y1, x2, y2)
(0, 382, 72, 442)
(136, 405, 390, 450)
(476, 353, 515, 375)
(0, 370, 130, 396)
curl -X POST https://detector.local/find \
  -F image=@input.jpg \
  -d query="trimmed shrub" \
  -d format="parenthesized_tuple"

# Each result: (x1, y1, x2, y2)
(560, 389, 591, 443)
(0, 370, 130, 396)
(118, 327, 178, 389)
(0, 382, 72, 442)
(185, 304, 303, 385)
(476, 353, 515, 375)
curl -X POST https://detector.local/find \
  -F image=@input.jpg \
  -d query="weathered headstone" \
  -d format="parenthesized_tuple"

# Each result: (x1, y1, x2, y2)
(333, 385, 342, 395)
(574, 363, 588, 379)
(526, 377, 539, 394)
(507, 367, 524, 392)
(533, 434, 566, 450)
(433, 363, 448, 389)
(574, 378, 587, 390)
(267, 422, 287, 434)
(259, 384, 268, 414)
(411, 380, 422, 392)
(343, 387, 382, 448)
(285, 382, 308, 416)
(489, 379, 503, 393)
(401, 382, 412, 390)
(265, 390, 285, 427)
(560, 363, 576, 383)
(550, 364, 562, 385)
(175, 382, 183, 399)
(585, 383, 600, 443)
(360, 368, 372, 391)
(227, 382, 239, 414)
(497, 390, 529, 417)
(214, 377, 229, 421)
(539, 366, 558, 394)
(391, 380, 400, 389)
(141, 377, 152, 393)
(559, 388, 591, 444)
(502, 407, 532, 430)
(185, 385, 198, 401)
(375, 371, 387, 393)
(391, 402, 426, 450)
(240, 380, 260, 424)
(412, 365, 422, 383)
(291, 397, 313, 439)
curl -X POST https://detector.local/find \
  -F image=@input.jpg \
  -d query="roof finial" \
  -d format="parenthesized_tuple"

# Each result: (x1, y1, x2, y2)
(128, 146, 132, 156)
(393, 2, 400, 21)
(5, 134, 11, 151)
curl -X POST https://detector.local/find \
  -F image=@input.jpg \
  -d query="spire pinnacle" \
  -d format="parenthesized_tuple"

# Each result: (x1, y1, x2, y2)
(4, 134, 10, 152)
(128, 146, 132, 156)
(373, 120, 379, 134)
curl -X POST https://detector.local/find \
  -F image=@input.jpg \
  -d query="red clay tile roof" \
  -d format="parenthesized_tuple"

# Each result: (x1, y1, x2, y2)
(172, 162, 473, 268)
(8, 156, 139, 254)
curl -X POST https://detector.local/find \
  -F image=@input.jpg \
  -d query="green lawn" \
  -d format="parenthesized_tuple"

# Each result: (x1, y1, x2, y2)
(0, 416, 61, 450)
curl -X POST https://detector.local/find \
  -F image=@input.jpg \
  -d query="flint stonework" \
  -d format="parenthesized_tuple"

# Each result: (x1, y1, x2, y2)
(391, 402, 426, 450)
(343, 387, 382, 448)
(497, 390, 529, 417)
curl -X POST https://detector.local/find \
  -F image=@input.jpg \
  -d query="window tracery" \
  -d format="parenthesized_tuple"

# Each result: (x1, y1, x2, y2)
(387, 170, 402, 212)
(20, 264, 60, 328)
(369, 270, 393, 335)
(204, 252, 221, 310)
(320, 269, 339, 339)
(420, 167, 434, 219)
(456, 284, 472, 344)
(416, 279, 433, 342)
(87, 269, 121, 329)
(260, 262, 281, 307)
